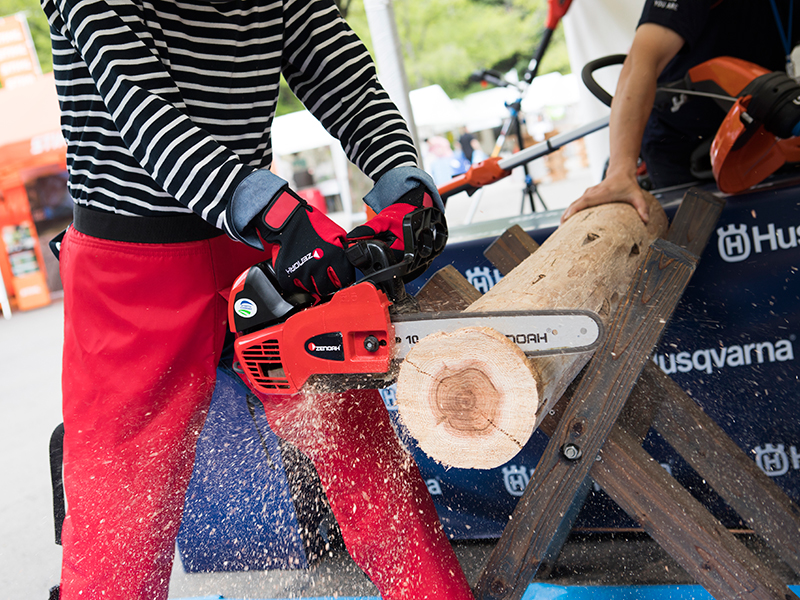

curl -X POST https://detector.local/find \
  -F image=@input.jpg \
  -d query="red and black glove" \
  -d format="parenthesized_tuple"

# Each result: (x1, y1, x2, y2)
(346, 186, 437, 263)
(255, 187, 354, 301)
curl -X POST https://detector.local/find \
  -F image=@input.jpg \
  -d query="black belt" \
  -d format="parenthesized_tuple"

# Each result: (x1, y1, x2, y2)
(72, 204, 223, 244)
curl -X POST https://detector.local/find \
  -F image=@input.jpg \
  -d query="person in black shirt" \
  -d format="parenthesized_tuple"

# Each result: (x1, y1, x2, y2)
(562, 0, 800, 223)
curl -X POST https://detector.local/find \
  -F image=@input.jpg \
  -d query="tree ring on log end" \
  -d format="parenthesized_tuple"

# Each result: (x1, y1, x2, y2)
(397, 326, 540, 469)
(434, 368, 499, 435)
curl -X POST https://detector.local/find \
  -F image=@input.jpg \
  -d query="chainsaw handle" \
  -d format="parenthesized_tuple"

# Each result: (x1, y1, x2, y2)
(438, 157, 511, 200)
(346, 206, 448, 295)
(230, 262, 314, 335)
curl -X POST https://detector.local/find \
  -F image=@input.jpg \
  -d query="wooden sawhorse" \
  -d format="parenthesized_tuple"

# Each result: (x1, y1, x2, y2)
(416, 188, 800, 600)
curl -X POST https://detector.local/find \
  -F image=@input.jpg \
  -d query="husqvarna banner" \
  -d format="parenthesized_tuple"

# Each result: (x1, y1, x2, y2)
(180, 179, 800, 569)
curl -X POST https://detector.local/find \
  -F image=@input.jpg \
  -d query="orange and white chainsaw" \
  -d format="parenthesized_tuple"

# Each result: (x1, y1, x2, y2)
(228, 207, 603, 395)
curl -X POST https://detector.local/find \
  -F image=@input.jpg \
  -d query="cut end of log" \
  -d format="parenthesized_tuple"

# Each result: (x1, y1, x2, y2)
(397, 326, 540, 470)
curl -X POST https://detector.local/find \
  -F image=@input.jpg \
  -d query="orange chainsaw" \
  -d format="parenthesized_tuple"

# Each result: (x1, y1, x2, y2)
(584, 54, 800, 194)
(689, 57, 800, 193)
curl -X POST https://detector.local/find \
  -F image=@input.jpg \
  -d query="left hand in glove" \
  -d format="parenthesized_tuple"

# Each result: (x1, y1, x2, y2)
(254, 186, 355, 301)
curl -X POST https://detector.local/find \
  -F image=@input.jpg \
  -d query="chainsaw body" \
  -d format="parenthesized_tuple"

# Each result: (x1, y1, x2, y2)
(229, 206, 447, 395)
(231, 279, 394, 394)
(229, 206, 603, 395)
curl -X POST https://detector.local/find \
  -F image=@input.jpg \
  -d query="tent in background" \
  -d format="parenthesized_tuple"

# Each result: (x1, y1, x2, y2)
(408, 84, 463, 139)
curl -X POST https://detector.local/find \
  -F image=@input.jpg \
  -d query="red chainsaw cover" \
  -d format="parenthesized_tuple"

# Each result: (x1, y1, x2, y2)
(233, 282, 394, 394)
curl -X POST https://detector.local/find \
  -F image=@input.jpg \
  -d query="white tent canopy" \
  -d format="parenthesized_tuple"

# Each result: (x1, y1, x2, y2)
(270, 109, 336, 156)
(408, 72, 581, 137)
(408, 84, 463, 139)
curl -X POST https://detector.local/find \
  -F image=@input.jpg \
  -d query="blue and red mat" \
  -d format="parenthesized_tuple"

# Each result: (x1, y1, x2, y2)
(179, 583, 800, 600)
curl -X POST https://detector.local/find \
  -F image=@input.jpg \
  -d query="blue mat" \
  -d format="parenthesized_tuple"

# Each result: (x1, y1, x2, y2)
(177, 583, 800, 600)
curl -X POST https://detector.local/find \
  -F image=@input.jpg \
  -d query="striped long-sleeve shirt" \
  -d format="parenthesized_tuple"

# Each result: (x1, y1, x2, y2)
(42, 0, 419, 241)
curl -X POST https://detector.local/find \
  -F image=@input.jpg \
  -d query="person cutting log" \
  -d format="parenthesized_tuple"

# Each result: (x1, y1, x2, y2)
(40, 0, 469, 597)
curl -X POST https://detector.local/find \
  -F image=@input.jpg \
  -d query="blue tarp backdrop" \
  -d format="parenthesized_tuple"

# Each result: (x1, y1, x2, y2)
(178, 180, 800, 569)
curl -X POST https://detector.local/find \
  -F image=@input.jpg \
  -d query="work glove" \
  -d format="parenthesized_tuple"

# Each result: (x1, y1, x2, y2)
(254, 186, 355, 301)
(346, 186, 438, 264)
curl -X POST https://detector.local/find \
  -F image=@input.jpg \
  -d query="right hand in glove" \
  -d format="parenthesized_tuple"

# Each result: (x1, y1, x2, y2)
(254, 187, 355, 301)
(345, 186, 437, 264)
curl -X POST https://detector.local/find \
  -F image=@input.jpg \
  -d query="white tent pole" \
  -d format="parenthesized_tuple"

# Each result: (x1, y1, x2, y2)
(330, 142, 355, 227)
(362, 0, 421, 154)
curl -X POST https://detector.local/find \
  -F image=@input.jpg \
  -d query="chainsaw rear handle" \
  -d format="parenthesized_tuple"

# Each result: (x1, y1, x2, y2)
(230, 262, 313, 336)
(230, 240, 400, 336)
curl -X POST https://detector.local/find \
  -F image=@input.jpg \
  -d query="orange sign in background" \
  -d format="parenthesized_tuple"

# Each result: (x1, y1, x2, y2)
(0, 18, 60, 313)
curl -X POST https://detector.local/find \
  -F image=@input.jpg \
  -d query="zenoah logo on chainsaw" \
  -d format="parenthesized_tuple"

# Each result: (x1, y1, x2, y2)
(305, 332, 345, 361)
(286, 248, 324, 275)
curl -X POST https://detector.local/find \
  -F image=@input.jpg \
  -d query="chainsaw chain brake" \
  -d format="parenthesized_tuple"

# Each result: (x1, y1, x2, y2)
(345, 206, 448, 303)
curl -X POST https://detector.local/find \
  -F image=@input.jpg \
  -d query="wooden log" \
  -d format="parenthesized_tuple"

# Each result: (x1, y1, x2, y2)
(398, 327, 541, 469)
(397, 192, 668, 468)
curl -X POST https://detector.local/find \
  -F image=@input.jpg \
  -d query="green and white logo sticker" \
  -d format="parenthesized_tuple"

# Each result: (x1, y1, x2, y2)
(234, 298, 258, 319)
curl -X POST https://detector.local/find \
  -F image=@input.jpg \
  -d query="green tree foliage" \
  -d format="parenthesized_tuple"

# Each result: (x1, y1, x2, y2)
(279, 0, 571, 113)
(2, 0, 570, 113)
(1, 0, 52, 73)
(343, 0, 570, 99)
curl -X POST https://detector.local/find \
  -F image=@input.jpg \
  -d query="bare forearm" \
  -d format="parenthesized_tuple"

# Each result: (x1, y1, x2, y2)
(605, 54, 659, 179)
(562, 23, 685, 224)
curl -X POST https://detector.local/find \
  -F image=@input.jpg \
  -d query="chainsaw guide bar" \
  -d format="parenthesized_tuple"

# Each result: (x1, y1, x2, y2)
(391, 309, 603, 360)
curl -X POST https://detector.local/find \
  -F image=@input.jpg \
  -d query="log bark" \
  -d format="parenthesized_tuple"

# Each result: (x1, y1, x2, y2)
(397, 193, 669, 468)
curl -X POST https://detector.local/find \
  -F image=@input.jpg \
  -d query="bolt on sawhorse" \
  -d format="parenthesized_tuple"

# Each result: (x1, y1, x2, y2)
(413, 187, 800, 600)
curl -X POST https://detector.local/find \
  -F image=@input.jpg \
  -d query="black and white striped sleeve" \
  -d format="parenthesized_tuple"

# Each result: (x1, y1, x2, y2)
(281, 0, 419, 182)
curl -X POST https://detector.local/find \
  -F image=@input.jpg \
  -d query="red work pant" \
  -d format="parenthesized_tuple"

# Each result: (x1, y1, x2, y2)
(59, 227, 269, 599)
(260, 390, 474, 599)
(59, 226, 472, 599)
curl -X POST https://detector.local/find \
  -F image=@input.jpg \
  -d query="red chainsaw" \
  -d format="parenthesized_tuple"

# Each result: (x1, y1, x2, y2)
(228, 207, 603, 395)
